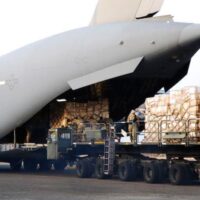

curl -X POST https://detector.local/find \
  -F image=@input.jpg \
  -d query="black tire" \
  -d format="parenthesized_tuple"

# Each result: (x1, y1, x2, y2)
(143, 162, 160, 183)
(23, 159, 38, 171)
(10, 160, 22, 171)
(76, 159, 93, 178)
(188, 165, 199, 181)
(54, 159, 66, 171)
(155, 161, 168, 183)
(136, 164, 144, 180)
(118, 160, 137, 181)
(95, 158, 111, 179)
(39, 160, 52, 171)
(169, 164, 190, 185)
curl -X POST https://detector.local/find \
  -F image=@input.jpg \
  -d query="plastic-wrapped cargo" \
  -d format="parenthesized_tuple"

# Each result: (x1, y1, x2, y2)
(50, 99, 109, 129)
(143, 86, 200, 144)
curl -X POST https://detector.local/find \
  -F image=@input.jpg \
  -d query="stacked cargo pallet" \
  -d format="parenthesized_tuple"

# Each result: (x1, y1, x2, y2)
(50, 99, 109, 129)
(143, 86, 200, 144)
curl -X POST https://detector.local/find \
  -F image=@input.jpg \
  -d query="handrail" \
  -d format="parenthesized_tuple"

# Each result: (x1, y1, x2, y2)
(113, 120, 160, 145)
(159, 119, 188, 145)
(66, 119, 200, 146)
(113, 118, 200, 146)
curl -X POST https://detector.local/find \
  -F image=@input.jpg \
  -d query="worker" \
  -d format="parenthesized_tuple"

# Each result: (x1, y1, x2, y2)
(127, 110, 138, 143)
(98, 116, 104, 124)
(64, 118, 72, 128)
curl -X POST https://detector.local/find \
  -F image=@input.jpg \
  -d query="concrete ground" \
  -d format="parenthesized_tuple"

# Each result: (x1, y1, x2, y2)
(0, 163, 200, 200)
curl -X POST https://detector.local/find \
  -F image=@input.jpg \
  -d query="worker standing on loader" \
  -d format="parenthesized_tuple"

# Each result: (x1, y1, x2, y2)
(127, 110, 138, 143)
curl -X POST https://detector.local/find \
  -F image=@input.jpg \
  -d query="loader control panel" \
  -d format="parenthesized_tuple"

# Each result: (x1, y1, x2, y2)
(47, 128, 73, 160)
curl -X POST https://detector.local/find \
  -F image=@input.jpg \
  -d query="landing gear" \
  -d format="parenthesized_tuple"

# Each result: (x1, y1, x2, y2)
(10, 160, 22, 171)
(39, 160, 52, 171)
(54, 159, 66, 171)
(23, 159, 38, 171)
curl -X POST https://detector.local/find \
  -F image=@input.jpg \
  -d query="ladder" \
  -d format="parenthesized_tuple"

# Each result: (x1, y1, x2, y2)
(103, 136, 115, 175)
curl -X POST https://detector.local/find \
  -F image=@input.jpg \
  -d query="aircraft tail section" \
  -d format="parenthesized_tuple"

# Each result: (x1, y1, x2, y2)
(91, 0, 164, 25)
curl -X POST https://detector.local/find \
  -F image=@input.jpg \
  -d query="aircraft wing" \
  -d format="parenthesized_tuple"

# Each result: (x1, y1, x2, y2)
(68, 57, 143, 90)
(91, 0, 164, 25)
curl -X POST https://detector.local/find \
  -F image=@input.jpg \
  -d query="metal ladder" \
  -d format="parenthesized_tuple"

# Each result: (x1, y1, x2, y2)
(103, 136, 115, 175)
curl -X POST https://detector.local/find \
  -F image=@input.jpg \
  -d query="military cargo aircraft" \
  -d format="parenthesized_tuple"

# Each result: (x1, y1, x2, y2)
(0, 0, 200, 139)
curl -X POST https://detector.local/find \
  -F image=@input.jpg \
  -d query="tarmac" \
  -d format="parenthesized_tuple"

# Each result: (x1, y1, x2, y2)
(0, 163, 200, 200)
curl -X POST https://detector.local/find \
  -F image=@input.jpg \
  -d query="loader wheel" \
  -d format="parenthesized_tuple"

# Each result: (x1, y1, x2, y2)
(76, 159, 93, 178)
(118, 160, 137, 181)
(39, 160, 52, 171)
(155, 161, 168, 183)
(169, 164, 191, 185)
(10, 160, 22, 171)
(95, 158, 111, 179)
(54, 159, 66, 171)
(23, 159, 38, 171)
(143, 162, 159, 183)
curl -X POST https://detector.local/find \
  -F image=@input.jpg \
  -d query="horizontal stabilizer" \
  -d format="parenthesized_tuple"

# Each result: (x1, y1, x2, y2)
(141, 15, 174, 22)
(91, 0, 164, 25)
(68, 57, 143, 90)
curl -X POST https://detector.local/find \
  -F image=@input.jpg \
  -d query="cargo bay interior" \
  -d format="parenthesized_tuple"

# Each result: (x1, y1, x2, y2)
(0, 70, 185, 144)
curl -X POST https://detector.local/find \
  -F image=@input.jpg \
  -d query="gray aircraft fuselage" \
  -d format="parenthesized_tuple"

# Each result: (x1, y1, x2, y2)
(0, 20, 200, 138)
